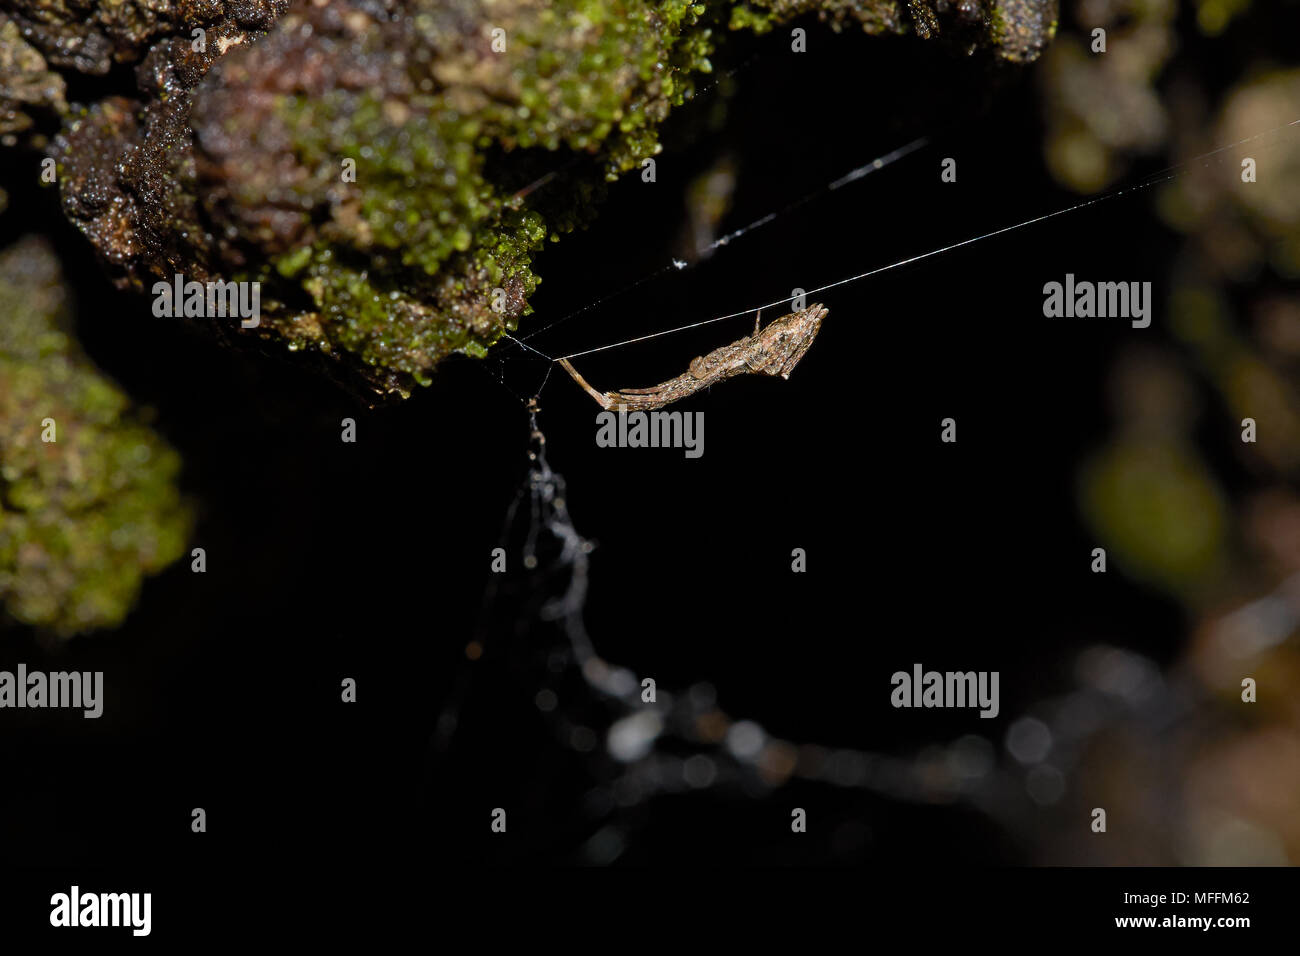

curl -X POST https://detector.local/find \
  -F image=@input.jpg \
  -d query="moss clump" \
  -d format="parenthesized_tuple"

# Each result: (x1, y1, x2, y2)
(195, 0, 719, 390)
(729, 0, 1056, 55)
(730, 0, 908, 36)
(0, 236, 191, 637)
(988, 0, 1057, 63)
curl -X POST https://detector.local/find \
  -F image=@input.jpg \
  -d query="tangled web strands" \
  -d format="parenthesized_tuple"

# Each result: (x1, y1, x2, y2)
(433, 409, 1254, 862)
(448, 118, 1300, 861)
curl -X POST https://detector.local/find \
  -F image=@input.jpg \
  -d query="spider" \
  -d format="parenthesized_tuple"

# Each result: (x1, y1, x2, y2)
(557, 304, 827, 411)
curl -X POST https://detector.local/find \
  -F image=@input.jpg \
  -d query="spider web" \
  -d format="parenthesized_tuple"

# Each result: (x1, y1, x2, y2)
(492, 118, 1298, 375)
(437, 379, 1298, 863)
(437, 118, 1300, 862)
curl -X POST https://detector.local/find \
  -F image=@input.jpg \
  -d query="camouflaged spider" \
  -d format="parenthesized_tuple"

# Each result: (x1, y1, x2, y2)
(557, 304, 827, 411)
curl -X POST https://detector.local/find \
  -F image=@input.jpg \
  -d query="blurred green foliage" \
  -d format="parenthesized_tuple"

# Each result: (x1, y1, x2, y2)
(0, 237, 191, 637)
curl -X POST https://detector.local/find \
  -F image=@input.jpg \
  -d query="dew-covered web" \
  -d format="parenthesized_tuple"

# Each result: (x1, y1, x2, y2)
(440, 118, 1300, 861)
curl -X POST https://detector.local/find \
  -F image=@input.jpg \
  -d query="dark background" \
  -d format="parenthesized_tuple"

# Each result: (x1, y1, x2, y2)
(1, 18, 1211, 876)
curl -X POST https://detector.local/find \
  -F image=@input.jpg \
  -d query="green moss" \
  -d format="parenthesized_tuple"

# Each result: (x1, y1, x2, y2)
(0, 237, 191, 637)
(256, 0, 719, 379)
(50, 0, 1057, 397)
(729, 0, 908, 36)
(988, 0, 1058, 64)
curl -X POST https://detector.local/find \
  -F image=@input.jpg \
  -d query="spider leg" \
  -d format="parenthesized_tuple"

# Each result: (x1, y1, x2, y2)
(776, 335, 816, 379)
(558, 358, 615, 409)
